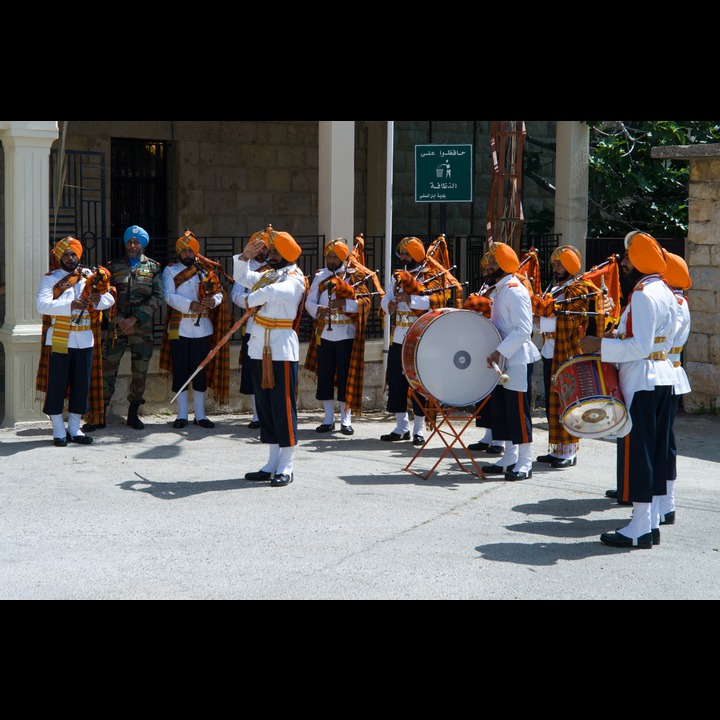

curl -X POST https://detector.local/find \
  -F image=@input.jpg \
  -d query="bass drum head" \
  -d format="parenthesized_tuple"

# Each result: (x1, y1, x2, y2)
(402, 308, 503, 406)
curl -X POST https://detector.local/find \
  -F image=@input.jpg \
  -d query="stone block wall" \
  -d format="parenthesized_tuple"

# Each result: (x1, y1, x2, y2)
(683, 156, 720, 412)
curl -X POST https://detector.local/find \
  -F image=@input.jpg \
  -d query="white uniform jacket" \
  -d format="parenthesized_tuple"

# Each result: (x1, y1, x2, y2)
(36, 268, 115, 349)
(380, 276, 431, 345)
(305, 266, 359, 343)
(235, 259, 306, 362)
(231, 255, 269, 334)
(669, 290, 691, 396)
(162, 263, 223, 339)
(601, 274, 678, 420)
(490, 273, 541, 392)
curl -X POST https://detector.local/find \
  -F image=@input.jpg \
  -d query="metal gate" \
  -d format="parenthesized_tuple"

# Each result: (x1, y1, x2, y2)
(49, 149, 107, 268)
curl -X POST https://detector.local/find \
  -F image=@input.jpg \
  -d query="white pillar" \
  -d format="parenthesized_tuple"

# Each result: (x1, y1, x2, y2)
(554, 121, 589, 261)
(318, 121, 355, 246)
(0, 120, 59, 427)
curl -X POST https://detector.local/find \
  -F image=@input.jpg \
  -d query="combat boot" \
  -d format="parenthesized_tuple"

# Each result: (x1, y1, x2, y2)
(127, 401, 145, 430)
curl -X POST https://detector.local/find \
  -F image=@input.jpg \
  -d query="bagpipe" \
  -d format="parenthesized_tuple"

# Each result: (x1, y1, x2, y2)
(392, 234, 464, 308)
(72, 264, 114, 325)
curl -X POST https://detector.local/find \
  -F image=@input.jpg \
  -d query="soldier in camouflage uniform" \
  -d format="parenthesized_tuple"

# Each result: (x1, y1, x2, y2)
(83, 225, 164, 431)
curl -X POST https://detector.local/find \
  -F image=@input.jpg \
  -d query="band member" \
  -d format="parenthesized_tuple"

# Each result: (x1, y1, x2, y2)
(379, 236, 448, 446)
(83, 224, 164, 432)
(531, 245, 609, 469)
(235, 228, 307, 487)
(580, 231, 677, 549)
(160, 230, 230, 429)
(231, 235, 271, 430)
(481, 242, 540, 481)
(464, 251, 503, 455)
(35, 236, 116, 446)
(658, 252, 692, 527)
(606, 251, 692, 525)
(304, 237, 372, 436)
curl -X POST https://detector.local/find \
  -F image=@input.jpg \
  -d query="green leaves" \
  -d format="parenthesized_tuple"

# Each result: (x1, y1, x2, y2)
(586, 120, 720, 238)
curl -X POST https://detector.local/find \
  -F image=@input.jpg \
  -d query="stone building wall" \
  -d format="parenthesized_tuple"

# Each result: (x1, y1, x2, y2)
(681, 155, 720, 412)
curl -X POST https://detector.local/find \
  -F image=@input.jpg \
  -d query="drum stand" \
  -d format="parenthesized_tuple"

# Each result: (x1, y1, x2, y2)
(403, 390, 490, 481)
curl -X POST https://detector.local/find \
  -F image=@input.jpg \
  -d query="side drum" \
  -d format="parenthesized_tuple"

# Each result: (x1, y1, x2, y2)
(401, 308, 503, 407)
(552, 354, 627, 438)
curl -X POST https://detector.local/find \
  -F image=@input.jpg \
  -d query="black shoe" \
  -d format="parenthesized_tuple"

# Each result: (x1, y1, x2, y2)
(173, 418, 188, 428)
(467, 441, 490, 451)
(53, 436, 68, 447)
(194, 418, 215, 429)
(550, 457, 577, 469)
(505, 468, 532, 481)
(127, 417, 144, 430)
(381, 431, 410, 441)
(340, 425, 354, 435)
(660, 511, 675, 525)
(413, 434, 425, 446)
(316, 423, 336, 433)
(536, 454, 558, 464)
(244, 470, 272, 481)
(605, 488, 631, 506)
(652, 528, 661, 545)
(600, 531, 653, 549)
(481, 463, 514, 475)
(271, 472, 293, 487)
(82, 421, 105, 432)
(68, 434, 94, 445)
(247, 420, 260, 430)
(486, 445, 504, 455)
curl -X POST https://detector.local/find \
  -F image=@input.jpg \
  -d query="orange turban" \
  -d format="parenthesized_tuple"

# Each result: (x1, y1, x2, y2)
(397, 236, 426, 262)
(176, 230, 200, 255)
(271, 231, 302, 262)
(663, 252, 692, 290)
(53, 236, 83, 261)
(480, 251, 491, 269)
(249, 230, 271, 248)
(551, 245, 581, 275)
(491, 242, 519, 273)
(325, 238, 349, 261)
(626, 231, 666, 275)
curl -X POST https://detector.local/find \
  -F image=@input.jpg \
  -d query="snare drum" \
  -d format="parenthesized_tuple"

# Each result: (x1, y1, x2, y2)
(552, 354, 627, 438)
(401, 308, 503, 407)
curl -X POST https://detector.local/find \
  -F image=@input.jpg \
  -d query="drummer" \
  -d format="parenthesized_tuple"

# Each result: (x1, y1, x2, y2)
(482, 242, 541, 481)
(531, 245, 610, 469)
(464, 251, 504, 456)
(379, 236, 447, 446)
(579, 231, 677, 549)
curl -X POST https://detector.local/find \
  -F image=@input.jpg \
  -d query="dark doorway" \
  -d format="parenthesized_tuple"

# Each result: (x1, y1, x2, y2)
(110, 138, 170, 264)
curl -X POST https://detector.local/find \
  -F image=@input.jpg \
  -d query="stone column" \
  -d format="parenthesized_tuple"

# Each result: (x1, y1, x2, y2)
(651, 144, 720, 413)
(0, 121, 59, 427)
(318, 121, 355, 244)
(554, 121, 589, 258)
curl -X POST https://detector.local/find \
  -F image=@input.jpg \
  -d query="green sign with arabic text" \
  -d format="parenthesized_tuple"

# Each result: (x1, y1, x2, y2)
(415, 144, 473, 203)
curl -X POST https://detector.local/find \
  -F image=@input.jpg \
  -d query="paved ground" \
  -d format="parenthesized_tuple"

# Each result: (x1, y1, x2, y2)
(1, 407, 718, 600)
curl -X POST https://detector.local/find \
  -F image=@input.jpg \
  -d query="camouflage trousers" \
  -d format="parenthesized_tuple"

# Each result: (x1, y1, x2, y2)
(101, 330, 155, 405)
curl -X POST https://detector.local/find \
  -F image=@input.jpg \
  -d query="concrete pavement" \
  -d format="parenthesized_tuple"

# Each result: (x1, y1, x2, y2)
(1, 407, 718, 599)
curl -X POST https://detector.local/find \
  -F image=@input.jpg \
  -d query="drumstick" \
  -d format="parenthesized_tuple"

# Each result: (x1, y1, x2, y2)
(492, 361, 510, 385)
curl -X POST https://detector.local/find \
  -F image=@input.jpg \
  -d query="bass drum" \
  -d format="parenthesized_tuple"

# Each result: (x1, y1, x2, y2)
(402, 308, 503, 407)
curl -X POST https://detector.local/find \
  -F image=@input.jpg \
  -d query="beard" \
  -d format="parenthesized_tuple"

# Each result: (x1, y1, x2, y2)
(622, 266, 644, 294)
(181, 256, 196, 267)
(268, 256, 290, 270)
(487, 266, 505, 283)
(60, 258, 79, 273)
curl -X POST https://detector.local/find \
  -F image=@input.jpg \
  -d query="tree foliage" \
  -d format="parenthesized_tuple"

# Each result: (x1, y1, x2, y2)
(584, 120, 720, 239)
